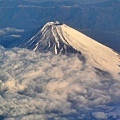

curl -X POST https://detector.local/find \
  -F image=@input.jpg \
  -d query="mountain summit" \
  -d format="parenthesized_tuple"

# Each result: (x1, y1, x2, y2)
(18, 21, 120, 79)
(19, 21, 80, 54)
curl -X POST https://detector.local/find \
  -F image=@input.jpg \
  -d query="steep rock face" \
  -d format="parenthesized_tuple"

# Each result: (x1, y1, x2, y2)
(18, 21, 120, 79)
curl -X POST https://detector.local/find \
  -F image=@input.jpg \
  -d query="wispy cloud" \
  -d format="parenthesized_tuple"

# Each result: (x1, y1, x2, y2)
(0, 27, 25, 36)
(0, 46, 120, 119)
(10, 34, 21, 38)
(3, 27, 25, 33)
(0, 30, 6, 36)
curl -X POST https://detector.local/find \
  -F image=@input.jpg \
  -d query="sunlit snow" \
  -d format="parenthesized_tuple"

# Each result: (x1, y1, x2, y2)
(19, 22, 120, 79)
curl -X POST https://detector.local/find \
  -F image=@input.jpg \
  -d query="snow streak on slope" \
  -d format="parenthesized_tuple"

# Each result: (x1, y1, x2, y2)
(18, 21, 120, 79)
(0, 46, 120, 120)
(19, 21, 81, 54)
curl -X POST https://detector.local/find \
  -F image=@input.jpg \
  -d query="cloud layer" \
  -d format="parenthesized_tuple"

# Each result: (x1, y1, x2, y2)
(0, 46, 120, 120)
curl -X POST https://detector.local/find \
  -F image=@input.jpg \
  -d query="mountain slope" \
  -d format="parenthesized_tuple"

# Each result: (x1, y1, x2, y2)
(18, 21, 120, 79)
(18, 21, 80, 54)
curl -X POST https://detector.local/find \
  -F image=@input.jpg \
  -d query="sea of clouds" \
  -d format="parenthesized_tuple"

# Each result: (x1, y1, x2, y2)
(0, 46, 120, 120)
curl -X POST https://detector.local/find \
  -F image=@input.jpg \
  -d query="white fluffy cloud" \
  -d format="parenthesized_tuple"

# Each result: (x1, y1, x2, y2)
(0, 46, 120, 120)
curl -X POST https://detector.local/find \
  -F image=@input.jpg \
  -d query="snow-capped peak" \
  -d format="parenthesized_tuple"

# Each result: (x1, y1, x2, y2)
(18, 21, 120, 79)
(21, 21, 80, 54)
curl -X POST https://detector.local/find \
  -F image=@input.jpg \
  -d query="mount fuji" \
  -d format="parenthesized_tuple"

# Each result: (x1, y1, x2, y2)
(17, 21, 80, 54)
(1, 21, 120, 119)
(16, 21, 120, 79)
